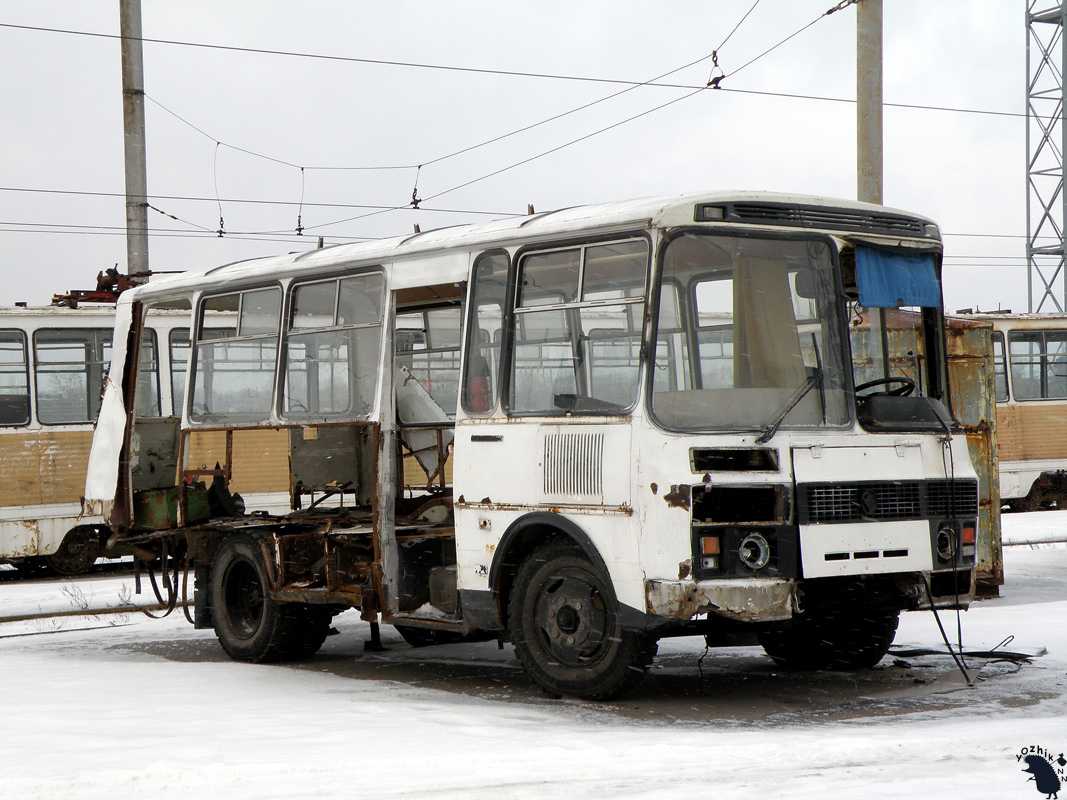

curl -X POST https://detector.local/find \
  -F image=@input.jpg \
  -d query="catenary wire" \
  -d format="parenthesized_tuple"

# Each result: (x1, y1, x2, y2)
(0, 21, 1028, 120)
(0, 185, 514, 216)
(143, 0, 767, 175)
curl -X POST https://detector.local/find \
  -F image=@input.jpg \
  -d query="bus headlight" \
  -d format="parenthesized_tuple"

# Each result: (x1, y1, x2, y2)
(936, 524, 958, 561)
(738, 533, 771, 571)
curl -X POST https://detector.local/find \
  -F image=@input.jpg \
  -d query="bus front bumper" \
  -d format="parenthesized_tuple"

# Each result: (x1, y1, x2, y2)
(645, 577, 796, 623)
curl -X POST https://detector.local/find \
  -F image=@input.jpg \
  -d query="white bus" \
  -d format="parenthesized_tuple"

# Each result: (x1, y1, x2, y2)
(84, 192, 984, 699)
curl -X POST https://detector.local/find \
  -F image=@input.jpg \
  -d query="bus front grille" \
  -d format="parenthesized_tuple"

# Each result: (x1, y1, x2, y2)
(797, 479, 977, 524)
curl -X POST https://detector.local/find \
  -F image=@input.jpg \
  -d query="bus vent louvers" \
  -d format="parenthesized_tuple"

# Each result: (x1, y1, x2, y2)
(797, 479, 977, 524)
(543, 432, 604, 498)
(926, 479, 980, 517)
(722, 203, 927, 237)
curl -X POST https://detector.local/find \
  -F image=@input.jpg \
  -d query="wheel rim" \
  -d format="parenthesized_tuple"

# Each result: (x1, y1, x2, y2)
(531, 566, 613, 668)
(222, 559, 264, 639)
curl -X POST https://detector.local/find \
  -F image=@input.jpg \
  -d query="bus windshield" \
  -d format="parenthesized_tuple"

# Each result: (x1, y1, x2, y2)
(650, 233, 848, 432)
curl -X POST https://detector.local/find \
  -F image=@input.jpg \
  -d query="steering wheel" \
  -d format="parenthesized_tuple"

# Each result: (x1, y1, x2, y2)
(855, 377, 916, 397)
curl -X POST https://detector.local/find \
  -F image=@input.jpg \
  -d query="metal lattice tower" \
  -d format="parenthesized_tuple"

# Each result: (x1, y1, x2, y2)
(1028, 3, 1067, 312)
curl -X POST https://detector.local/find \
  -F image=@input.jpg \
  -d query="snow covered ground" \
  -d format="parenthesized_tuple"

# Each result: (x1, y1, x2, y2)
(1, 513, 1066, 799)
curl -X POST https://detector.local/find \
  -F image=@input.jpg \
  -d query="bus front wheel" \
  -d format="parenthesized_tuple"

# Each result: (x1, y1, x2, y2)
(508, 541, 656, 700)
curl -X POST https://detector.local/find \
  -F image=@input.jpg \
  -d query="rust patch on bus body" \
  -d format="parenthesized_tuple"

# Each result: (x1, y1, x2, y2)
(646, 577, 794, 623)
(663, 484, 691, 510)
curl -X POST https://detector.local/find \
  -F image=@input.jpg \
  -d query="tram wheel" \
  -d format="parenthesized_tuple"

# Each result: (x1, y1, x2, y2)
(45, 527, 101, 576)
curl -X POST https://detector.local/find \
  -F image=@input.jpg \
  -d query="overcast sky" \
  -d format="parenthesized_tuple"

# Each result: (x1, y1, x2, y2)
(0, 1, 1029, 311)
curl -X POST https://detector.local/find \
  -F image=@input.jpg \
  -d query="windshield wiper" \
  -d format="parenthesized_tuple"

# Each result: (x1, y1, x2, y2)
(755, 372, 821, 445)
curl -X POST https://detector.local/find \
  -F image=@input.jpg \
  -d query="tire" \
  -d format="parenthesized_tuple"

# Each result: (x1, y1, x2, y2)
(45, 527, 101, 576)
(508, 541, 657, 700)
(209, 533, 328, 663)
(758, 604, 900, 671)
(291, 606, 335, 658)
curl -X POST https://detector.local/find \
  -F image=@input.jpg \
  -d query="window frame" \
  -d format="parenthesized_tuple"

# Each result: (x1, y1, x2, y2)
(1007, 328, 1067, 401)
(646, 228, 852, 434)
(501, 233, 652, 418)
(279, 269, 387, 423)
(0, 328, 30, 427)
(991, 330, 1009, 402)
(188, 283, 283, 426)
(460, 249, 511, 417)
(32, 327, 113, 426)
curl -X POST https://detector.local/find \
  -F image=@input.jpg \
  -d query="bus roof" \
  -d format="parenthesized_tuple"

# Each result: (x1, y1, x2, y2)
(121, 191, 939, 303)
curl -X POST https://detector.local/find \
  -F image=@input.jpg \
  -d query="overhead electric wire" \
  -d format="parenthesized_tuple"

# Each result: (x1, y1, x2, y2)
(0, 185, 512, 216)
(143, 0, 765, 177)
(301, 83, 713, 231)
(0, 223, 376, 246)
(724, 0, 857, 79)
(0, 21, 1027, 121)
(0, 10, 1030, 239)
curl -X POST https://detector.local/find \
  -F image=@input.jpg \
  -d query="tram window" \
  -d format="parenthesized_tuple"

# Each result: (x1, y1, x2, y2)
(34, 329, 111, 424)
(694, 276, 735, 390)
(0, 330, 30, 426)
(992, 331, 1008, 402)
(1009, 330, 1067, 400)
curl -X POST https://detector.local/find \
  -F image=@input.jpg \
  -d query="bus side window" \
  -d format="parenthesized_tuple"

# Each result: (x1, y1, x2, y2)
(396, 307, 462, 418)
(0, 330, 30, 426)
(133, 329, 162, 418)
(462, 251, 509, 415)
(282, 273, 384, 421)
(192, 288, 281, 423)
(508, 239, 649, 415)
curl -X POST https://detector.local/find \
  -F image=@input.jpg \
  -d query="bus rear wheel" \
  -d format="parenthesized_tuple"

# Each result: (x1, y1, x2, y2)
(508, 541, 656, 700)
(758, 605, 899, 670)
(210, 533, 329, 662)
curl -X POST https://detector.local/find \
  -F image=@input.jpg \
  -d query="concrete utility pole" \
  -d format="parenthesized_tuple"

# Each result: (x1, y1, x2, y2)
(857, 0, 883, 205)
(856, 0, 888, 378)
(119, 0, 150, 286)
